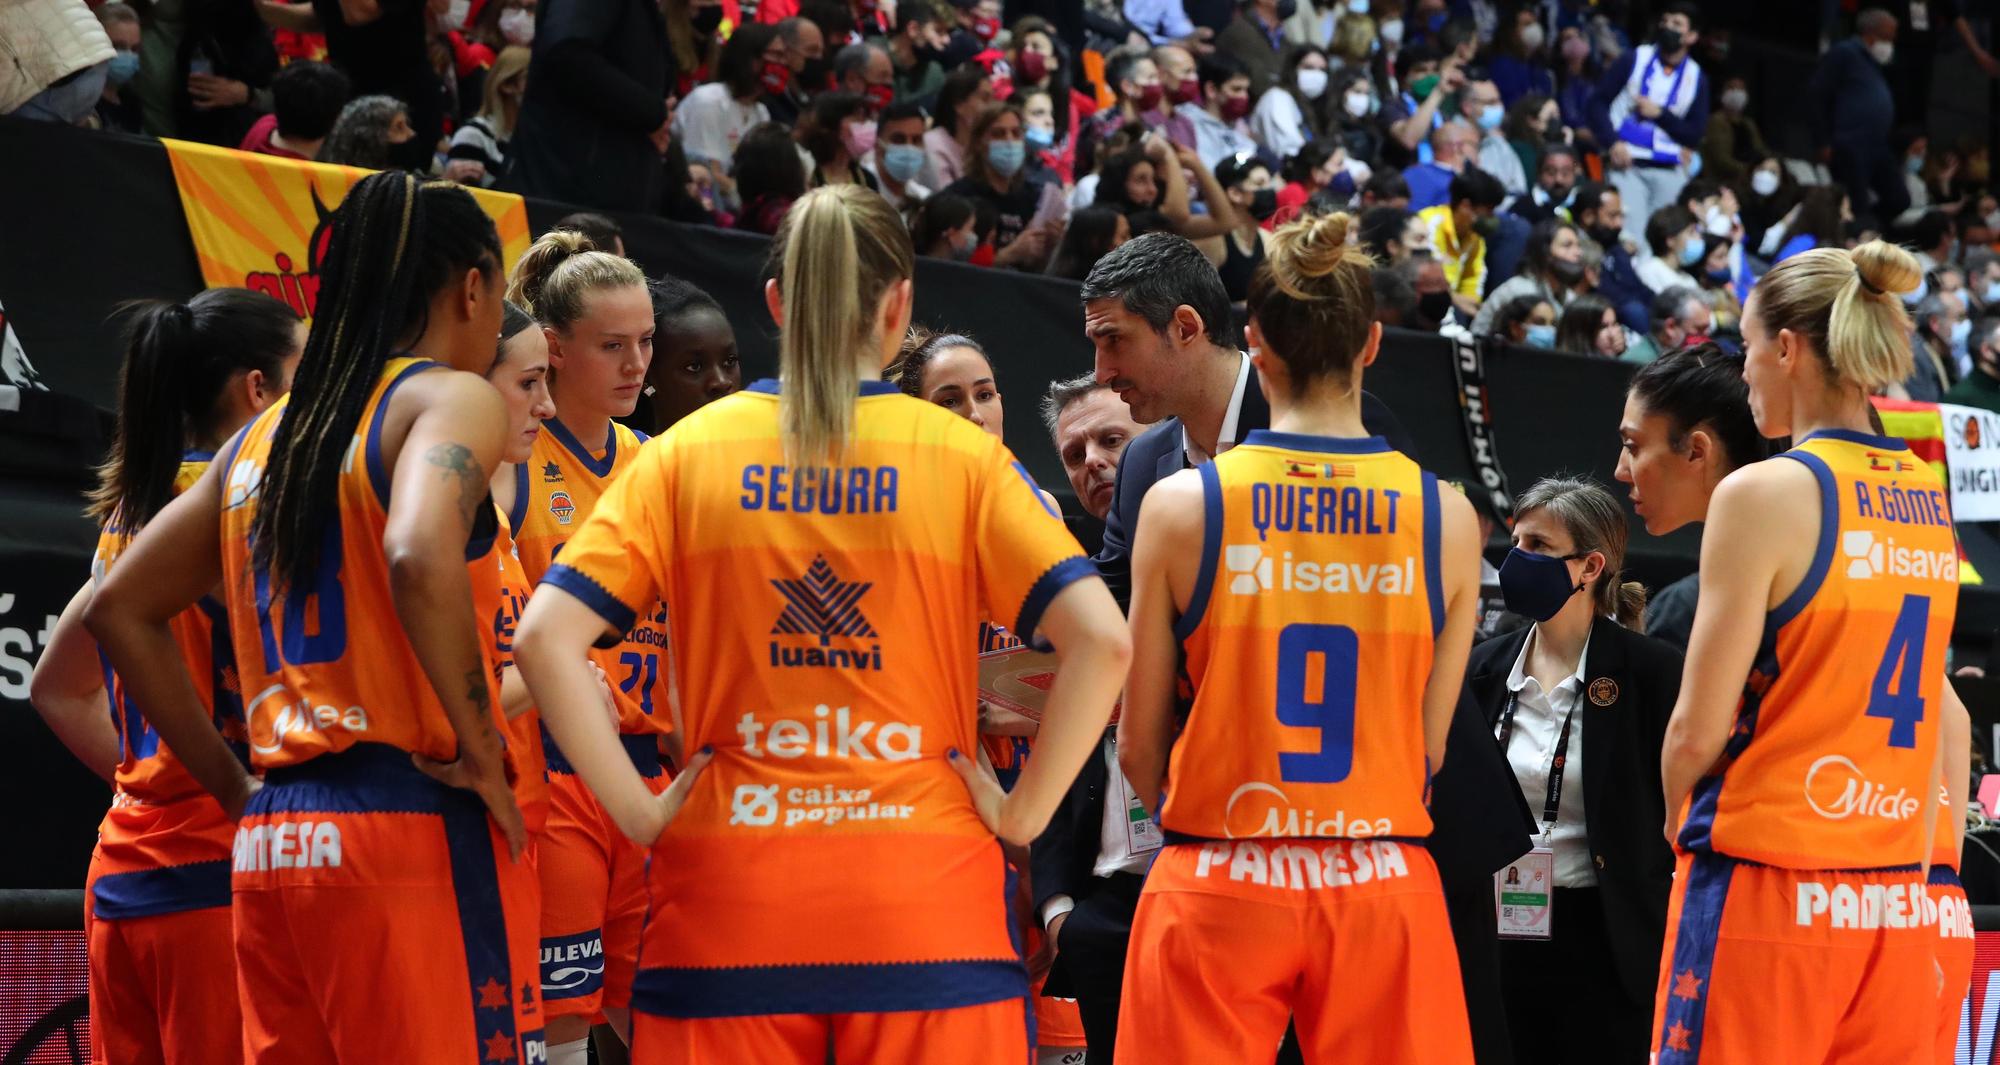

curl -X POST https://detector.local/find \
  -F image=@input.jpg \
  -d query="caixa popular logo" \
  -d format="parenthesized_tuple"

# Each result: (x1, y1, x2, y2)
(539, 929, 605, 999)
(1802, 755, 1919, 821)
(768, 555, 882, 670)
(547, 490, 575, 525)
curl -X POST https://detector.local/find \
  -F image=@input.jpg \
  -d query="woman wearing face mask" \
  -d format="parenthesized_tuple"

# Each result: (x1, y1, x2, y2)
(1275, 140, 1359, 224)
(799, 91, 882, 191)
(1502, 92, 1564, 186)
(942, 101, 1070, 272)
(1250, 44, 1339, 163)
(1010, 17, 1093, 184)
(1472, 218, 1584, 335)
(1553, 26, 1598, 147)
(318, 94, 420, 170)
(446, 45, 528, 187)
(1765, 184, 1849, 262)
(665, 0, 728, 97)
(914, 192, 982, 261)
(1490, 7, 1555, 105)
(1197, 152, 1280, 300)
(1634, 204, 1704, 295)
(1465, 477, 1682, 1065)
(672, 23, 777, 174)
(1556, 294, 1627, 358)
(1697, 76, 1769, 185)
(1740, 155, 1799, 255)
(1492, 295, 1559, 349)
(925, 65, 993, 190)
(1330, 72, 1386, 165)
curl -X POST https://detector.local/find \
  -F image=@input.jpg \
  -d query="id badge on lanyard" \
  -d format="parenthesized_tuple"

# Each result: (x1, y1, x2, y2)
(1493, 693, 1573, 941)
(1108, 736, 1164, 856)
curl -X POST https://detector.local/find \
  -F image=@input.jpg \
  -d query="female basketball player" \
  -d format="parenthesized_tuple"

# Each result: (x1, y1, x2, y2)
(1113, 211, 1482, 1064)
(512, 183, 1129, 1065)
(644, 275, 741, 433)
(1621, 346, 1974, 1064)
(1653, 243, 1965, 1064)
(29, 288, 301, 1065)
(893, 323, 1091, 1064)
(504, 231, 667, 1064)
(83, 173, 542, 1065)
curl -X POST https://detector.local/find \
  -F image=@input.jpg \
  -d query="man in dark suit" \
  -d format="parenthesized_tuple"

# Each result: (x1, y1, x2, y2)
(1034, 232, 1529, 1061)
(1466, 613, 1682, 1063)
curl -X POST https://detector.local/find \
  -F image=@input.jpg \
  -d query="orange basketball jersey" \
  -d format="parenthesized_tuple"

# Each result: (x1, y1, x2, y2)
(218, 357, 507, 771)
(541, 378, 1094, 1017)
(88, 452, 243, 918)
(1161, 430, 1443, 843)
(1678, 429, 1959, 869)
(510, 419, 671, 738)
(488, 509, 548, 834)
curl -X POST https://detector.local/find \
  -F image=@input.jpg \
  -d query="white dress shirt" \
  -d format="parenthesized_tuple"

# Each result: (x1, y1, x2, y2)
(1182, 353, 1252, 467)
(1501, 627, 1597, 888)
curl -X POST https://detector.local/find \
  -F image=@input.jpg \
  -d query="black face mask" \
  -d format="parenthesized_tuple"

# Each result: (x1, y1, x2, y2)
(1652, 27, 1684, 55)
(1550, 256, 1586, 285)
(914, 42, 946, 67)
(1248, 187, 1278, 221)
(1472, 215, 1501, 240)
(1418, 289, 1454, 323)
(1275, 0, 1299, 18)
(389, 135, 434, 173)
(691, 5, 724, 34)
(1586, 222, 1621, 247)
(799, 58, 831, 93)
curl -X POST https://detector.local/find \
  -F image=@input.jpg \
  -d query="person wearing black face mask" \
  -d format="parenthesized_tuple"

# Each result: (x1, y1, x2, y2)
(1466, 477, 1683, 1065)
(1202, 152, 1277, 300)
(886, 0, 951, 103)
(1470, 218, 1587, 336)
(1572, 180, 1655, 335)
(1585, 1, 1710, 245)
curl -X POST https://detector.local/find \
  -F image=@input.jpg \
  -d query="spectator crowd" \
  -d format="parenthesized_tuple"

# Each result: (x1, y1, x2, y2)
(13, 0, 2000, 404)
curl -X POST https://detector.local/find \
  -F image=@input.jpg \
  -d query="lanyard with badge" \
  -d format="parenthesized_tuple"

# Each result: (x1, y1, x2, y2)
(1106, 735, 1164, 857)
(1494, 691, 1574, 940)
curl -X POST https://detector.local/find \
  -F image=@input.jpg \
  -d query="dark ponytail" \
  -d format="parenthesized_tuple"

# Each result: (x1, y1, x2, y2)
(252, 173, 501, 594)
(90, 289, 301, 530)
(1627, 343, 1769, 472)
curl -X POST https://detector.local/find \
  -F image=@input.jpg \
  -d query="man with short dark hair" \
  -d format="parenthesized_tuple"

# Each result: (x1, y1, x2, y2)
(1510, 144, 1581, 225)
(1177, 52, 1255, 169)
(1038, 231, 1415, 1061)
(1588, 0, 1710, 243)
(864, 99, 932, 212)
(1417, 165, 1506, 317)
(240, 60, 350, 159)
(765, 16, 824, 125)
(884, 0, 950, 104)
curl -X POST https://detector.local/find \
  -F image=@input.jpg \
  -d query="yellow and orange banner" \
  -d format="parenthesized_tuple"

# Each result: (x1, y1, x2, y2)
(162, 138, 530, 321)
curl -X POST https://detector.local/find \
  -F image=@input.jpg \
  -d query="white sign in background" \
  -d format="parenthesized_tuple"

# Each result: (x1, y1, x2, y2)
(1939, 403, 2000, 523)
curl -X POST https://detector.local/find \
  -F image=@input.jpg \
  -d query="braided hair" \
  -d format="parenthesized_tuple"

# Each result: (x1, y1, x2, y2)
(251, 173, 501, 594)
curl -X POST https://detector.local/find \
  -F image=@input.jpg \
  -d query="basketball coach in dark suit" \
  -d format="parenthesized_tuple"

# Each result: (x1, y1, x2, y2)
(1031, 232, 1534, 1062)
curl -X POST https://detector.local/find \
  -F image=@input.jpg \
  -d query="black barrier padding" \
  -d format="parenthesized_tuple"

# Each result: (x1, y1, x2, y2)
(0, 890, 87, 931)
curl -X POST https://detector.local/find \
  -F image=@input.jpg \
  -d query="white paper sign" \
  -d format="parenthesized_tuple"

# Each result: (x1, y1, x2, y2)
(1939, 403, 2000, 522)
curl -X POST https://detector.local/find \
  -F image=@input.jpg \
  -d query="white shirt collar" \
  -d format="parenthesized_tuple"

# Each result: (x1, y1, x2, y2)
(1506, 625, 1591, 695)
(1182, 352, 1253, 467)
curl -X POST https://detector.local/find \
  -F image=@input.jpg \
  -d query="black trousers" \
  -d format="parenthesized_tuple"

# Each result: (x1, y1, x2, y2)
(1498, 887, 1652, 1065)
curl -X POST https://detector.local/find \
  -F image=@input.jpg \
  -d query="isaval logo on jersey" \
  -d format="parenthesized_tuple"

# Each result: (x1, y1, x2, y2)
(1841, 530, 1957, 581)
(769, 555, 882, 670)
(1224, 545, 1418, 596)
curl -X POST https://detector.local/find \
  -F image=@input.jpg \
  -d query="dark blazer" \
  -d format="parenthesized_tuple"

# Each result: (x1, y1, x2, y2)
(504, 0, 671, 211)
(1466, 616, 1683, 1006)
(1091, 372, 1416, 607)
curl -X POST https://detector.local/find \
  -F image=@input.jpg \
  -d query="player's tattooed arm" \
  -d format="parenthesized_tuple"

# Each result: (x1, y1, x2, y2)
(425, 442, 488, 528)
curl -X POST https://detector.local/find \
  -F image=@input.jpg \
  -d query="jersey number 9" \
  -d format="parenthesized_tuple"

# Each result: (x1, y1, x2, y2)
(1275, 623, 1359, 784)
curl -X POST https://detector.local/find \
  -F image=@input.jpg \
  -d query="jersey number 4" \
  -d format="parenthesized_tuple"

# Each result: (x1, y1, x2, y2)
(1867, 594, 1930, 750)
(1275, 623, 1359, 783)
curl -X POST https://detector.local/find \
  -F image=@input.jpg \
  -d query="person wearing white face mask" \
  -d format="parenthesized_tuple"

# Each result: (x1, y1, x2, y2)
(1250, 43, 1338, 160)
(1808, 8, 1909, 229)
(1459, 77, 1527, 198)
(1697, 75, 1769, 185)
(1491, 7, 1556, 106)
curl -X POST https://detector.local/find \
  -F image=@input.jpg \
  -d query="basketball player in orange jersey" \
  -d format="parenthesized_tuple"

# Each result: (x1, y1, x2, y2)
(30, 289, 301, 1065)
(1652, 242, 1969, 1064)
(892, 325, 1091, 1063)
(512, 184, 1131, 1065)
(503, 231, 671, 1065)
(84, 173, 543, 1064)
(1114, 212, 1482, 1064)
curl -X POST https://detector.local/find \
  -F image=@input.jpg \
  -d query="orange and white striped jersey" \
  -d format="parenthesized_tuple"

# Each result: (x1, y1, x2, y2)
(1161, 431, 1443, 844)
(1679, 429, 1959, 870)
(542, 378, 1094, 1016)
(510, 420, 671, 739)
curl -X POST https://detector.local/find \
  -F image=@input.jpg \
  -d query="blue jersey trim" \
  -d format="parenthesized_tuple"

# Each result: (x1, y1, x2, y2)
(1653, 852, 1735, 1065)
(543, 416, 618, 479)
(541, 564, 639, 643)
(1769, 451, 1837, 629)
(541, 726, 663, 779)
(629, 958, 1028, 1018)
(1422, 472, 1443, 638)
(1797, 427, 1906, 451)
(1677, 630, 1779, 854)
(1241, 429, 1390, 454)
(1173, 462, 1224, 642)
(441, 789, 519, 1063)
(365, 360, 445, 508)
(182, 448, 215, 463)
(746, 378, 900, 396)
(508, 461, 530, 533)
(254, 742, 464, 814)
(91, 859, 232, 919)
(1932, 863, 1964, 886)
(1014, 555, 1096, 651)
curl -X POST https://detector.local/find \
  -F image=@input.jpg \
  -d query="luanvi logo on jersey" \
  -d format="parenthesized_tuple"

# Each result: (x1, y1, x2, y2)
(1223, 545, 1418, 597)
(1802, 755, 1920, 821)
(769, 555, 881, 670)
(1841, 530, 1957, 581)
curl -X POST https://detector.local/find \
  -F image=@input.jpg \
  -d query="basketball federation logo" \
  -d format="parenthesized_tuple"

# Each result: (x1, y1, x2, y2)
(548, 490, 575, 525)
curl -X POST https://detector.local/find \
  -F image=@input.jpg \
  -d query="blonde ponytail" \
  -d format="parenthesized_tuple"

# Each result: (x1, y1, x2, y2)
(507, 228, 645, 330)
(1752, 241, 1920, 393)
(766, 185, 914, 464)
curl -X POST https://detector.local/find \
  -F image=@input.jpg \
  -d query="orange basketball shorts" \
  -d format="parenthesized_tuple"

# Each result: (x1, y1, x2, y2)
(1932, 865, 1976, 1065)
(231, 743, 544, 1065)
(1114, 838, 1471, 1065)
(537, 732, 663, 1020)
(631, 997, 1032, 1065)
(1651, 851, 1937, 1065)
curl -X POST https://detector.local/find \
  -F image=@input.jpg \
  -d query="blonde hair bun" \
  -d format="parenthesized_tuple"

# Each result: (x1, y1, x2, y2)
(1849, 240, 1922, 299)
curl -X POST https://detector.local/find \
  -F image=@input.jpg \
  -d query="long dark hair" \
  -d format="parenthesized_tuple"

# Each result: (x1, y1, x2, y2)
(252, 173, 501, 593)
(90, 289, 301, 529)
(1011, 16, 1074, 144)
(1278, 45, 1337, 139)
(1049, 206, 1126, 280)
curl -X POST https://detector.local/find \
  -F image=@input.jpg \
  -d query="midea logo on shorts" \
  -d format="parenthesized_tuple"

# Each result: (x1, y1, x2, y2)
(1802, 755, 1919, 821)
